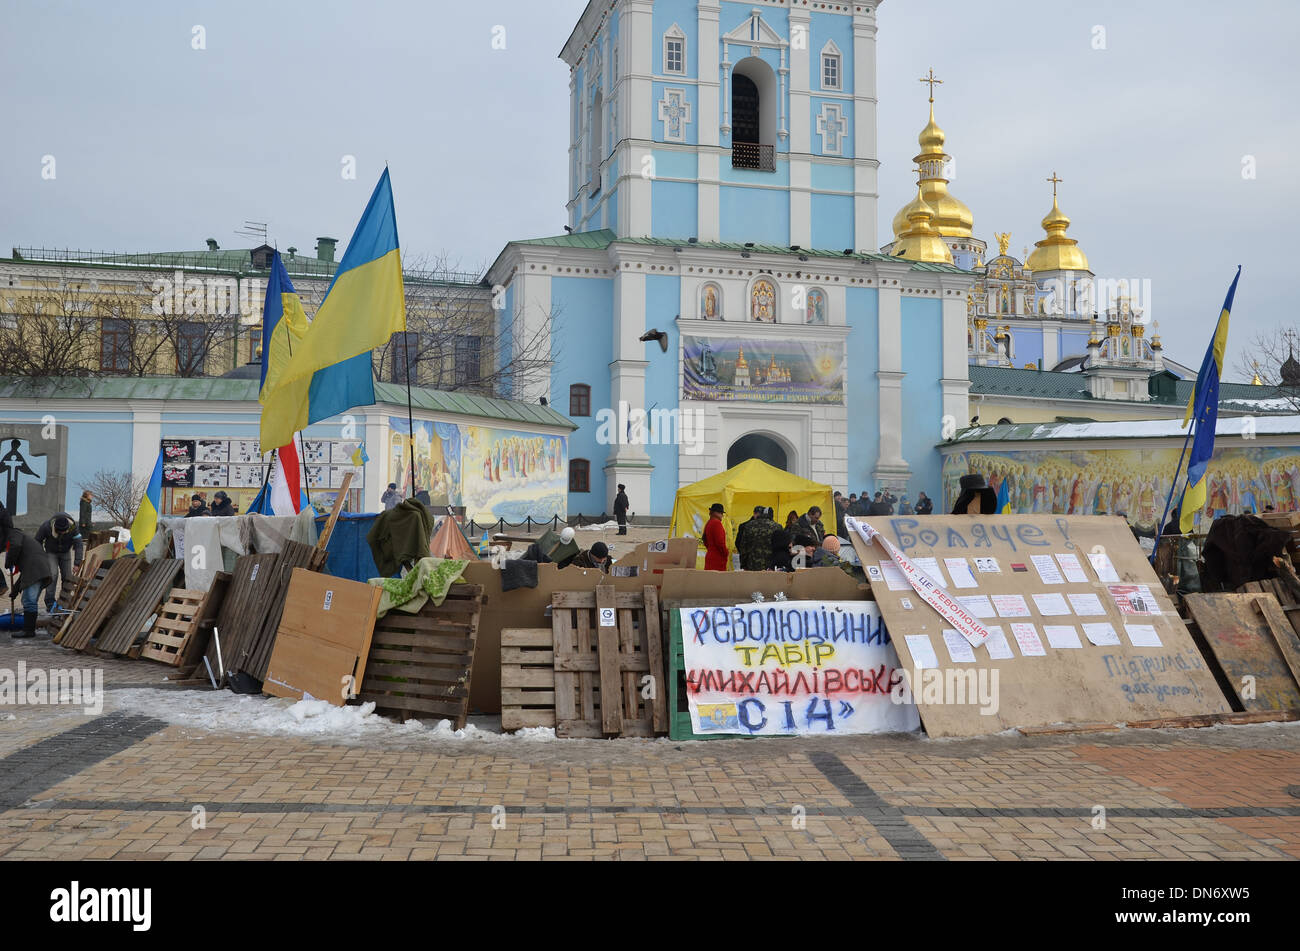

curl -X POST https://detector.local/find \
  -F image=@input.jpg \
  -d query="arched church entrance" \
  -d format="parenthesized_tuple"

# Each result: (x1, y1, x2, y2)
(727, 433, 788, 471)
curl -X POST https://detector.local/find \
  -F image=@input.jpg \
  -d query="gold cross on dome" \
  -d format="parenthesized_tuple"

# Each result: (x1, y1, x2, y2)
(919, 68, 943, 103)
(1047, 172, 1063, 198)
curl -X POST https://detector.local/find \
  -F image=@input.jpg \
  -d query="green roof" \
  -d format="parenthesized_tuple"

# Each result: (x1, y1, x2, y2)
(0, 376, 576, 430)
(6, 247, 483, 286)
(969, 365, 1281, 409)
(507, 230, 970, 273)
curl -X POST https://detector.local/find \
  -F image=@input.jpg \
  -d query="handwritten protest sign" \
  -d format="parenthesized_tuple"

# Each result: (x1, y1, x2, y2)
(680, 600, 920, 736)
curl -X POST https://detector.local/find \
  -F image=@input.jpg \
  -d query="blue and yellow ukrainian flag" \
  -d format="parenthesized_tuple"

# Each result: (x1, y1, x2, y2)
(259, 250, 309, 403)
(127, 449, 164, 553)
(260, 168, 406, 450)
(995, 477, 1012, 515)
(1179, 266, 1242, 533)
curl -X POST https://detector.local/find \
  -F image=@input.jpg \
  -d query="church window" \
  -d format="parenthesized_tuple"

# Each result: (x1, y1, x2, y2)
(101, 318, 129, 372)
(570, 459, 591, 493)
(589, 90, 604, 193)
(751, 278, 777, 323)
(664, 26, 686, 75)
(821, 42, 842, 90)
(570, 383, 592, 417)
(730, 57, 776, 171)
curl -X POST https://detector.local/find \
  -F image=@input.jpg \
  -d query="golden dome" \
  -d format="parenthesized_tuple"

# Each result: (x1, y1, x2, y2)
(736, 346, 748, 368)
(891, 186, 954, 265)
(1025, 193, 1091, 274)
(891, 98, 974, 241)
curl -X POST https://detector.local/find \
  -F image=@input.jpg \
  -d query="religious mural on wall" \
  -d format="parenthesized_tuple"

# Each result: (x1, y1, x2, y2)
(942, 444, 1300, 533)
(387, 418, 567, 522)
(682, 335, 844, 404)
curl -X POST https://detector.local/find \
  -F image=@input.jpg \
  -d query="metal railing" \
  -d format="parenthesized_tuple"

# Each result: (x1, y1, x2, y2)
(731, 142, 775, 172)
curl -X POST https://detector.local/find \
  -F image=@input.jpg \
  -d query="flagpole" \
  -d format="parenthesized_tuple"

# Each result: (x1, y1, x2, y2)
(403, 338, 417, 499)
(1150, 421, 1197, 566)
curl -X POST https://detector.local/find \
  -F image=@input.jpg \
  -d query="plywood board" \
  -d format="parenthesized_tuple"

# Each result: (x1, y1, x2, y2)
(263, 568, 383, 705)
(847, 515, 1231, 737)
(1184, 593, 1300, 712)
(611, 538, 700, 577)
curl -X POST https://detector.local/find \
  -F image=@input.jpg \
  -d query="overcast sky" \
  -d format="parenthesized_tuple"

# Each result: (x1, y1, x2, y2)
(2, 0, 1295, 378)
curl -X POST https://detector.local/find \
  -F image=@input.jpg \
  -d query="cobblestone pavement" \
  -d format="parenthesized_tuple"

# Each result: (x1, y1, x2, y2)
(2, 638, 1299, 860)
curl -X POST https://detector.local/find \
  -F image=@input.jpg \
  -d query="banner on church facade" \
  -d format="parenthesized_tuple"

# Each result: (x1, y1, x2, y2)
(681, 335, 844, 405)
(942, 444, 1300, 535)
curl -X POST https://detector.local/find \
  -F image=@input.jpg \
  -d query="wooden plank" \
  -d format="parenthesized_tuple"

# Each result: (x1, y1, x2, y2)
(1253, 595, 1300, 690)
(501, 689, 555, 706)
(501, 627, 554, 647)
(596, 585, 625, 735)
(59, 556, 142, 651)
(315, 471, 353, 551)
(551, 605, 578, 726)
(501, 668, 555, 688)
(97, 559, 184, 655)
(1017, 722, 1124, 736)
(1126, 710, 1300, 729)
(576, 606, 596, 728)
(553, 655, 650, 673)
(501, 710, 556, 730)
(501, 648, 554, 666)
(552, 590, 645, 609)
(1184, 593, 1300, 712)
(642, 585, 668, 734)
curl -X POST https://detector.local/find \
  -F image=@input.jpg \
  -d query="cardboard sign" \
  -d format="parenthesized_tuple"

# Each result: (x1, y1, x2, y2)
(680, 600, 919, 736)
(848, 515, 1230, 737)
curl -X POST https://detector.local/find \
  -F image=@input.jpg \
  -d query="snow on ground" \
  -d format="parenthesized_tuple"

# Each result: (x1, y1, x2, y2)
(108, 687, 557, 743)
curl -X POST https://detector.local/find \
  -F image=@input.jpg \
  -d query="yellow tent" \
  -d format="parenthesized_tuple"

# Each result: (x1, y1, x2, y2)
(669, 459, 835, 565)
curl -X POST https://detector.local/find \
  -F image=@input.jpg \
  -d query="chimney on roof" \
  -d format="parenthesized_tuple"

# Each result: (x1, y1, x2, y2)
(287, 246, 297, 259)
(206, 238, 220, 251)
(316, 237, 338, 263)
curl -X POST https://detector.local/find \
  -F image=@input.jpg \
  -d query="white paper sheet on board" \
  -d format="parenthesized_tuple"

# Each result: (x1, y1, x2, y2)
(1067, 592, 1107, 616)
(1055, 553, 1089, 583)
(1032, 592, 1072, 616)
(1083, 622, 1122, 646)
(912, 557, 948, 588)
(1124, 624, 1163, 648)
(905, 634, 940, 670)
(956, 595, 996, 619)
(942, 629, 977, 663)
(1011, 623, 1047, 656)
(1043, 625, 1083, 649)
(944, 558, 979, 589)
(1030, 554, 1065, 585)
(1088, 551, 1121, 583)
(983, 625, 1016, 660)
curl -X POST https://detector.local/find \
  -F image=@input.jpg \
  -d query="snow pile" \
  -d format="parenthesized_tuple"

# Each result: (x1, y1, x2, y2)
(108, 687, 557, 743)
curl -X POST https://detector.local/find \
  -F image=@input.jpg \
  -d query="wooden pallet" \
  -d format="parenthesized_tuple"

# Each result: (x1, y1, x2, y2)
(359, 582, 484, 728)
(96, 559, 185, 656)
(549, 584, 667, 739)
(52, 555, 108, 644)
(500, 627, 557, 730)
(140, 574, 230, 668)
(58, 556, 142, 651)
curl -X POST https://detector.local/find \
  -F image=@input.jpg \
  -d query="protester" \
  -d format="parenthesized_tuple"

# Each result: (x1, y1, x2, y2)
(79, 490, 93, 536)
(6, 523, 53, 638)
(210, 491, 236, 517)
(784, 510, 800, 534)
(770, 508, 793, 571)
(899, 495, 913, 516)
(812, 534, 843, 568)
(613, 484, 630, 536)
(35, 512, 84, 613)
(381, 483, 402, 511)
(571, 540, 612, 572)
(184, 494, 209, 517)
(791, 533, 818, 569)
(915, 492, 934, 516)
(867, 492, 888, 516)
(704, 502, 729, 571)
(737, 506, 778, 571)
(797, 506, 826, 544)
(834, 495, 850, 537)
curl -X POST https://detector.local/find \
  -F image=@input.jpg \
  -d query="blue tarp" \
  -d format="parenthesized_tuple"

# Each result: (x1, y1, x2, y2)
(314, 512, 385, 583)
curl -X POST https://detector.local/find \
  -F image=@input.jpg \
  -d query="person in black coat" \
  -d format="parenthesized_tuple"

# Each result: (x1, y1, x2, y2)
(209, 491, 237, 517)
(915, 492, 934, 516)
(6, 525, 54, 638)
(770, 508, 793, 572)
(613, 484, 630, 536)
(34, 512, 83, 613)
(184, 494, 209, 517)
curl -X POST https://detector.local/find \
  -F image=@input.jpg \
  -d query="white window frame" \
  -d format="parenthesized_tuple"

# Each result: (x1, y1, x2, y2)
(820, 40, 842, 91)
(664, 24, 686, 75)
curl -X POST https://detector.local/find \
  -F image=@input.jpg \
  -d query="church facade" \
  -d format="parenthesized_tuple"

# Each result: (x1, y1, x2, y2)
(487, 0, 975, 518)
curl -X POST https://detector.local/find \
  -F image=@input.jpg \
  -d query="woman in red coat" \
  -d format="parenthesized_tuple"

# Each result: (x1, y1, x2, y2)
(703, 503, 729, 571)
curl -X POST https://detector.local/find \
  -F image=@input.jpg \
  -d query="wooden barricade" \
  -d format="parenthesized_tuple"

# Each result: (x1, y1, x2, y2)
(58, 556, 142, 651)
(140, 573, 230, 668)
(549, 584, 667, 738)
(359, 582, 484, 728)
(1185, 592, 1300, 713)
(241, 541, 329, 682)
(204, 554, 280, 684)
(500, 627, 557, 731)
(51, 554, 107, 642)
(96, 559, 185, 656)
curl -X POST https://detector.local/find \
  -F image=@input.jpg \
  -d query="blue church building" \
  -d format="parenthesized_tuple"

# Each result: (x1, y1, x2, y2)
(487, 0, 976, 518)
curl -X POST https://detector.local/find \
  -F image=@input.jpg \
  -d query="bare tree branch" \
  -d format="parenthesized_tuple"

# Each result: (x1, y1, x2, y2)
(81, 469, 148, 526)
